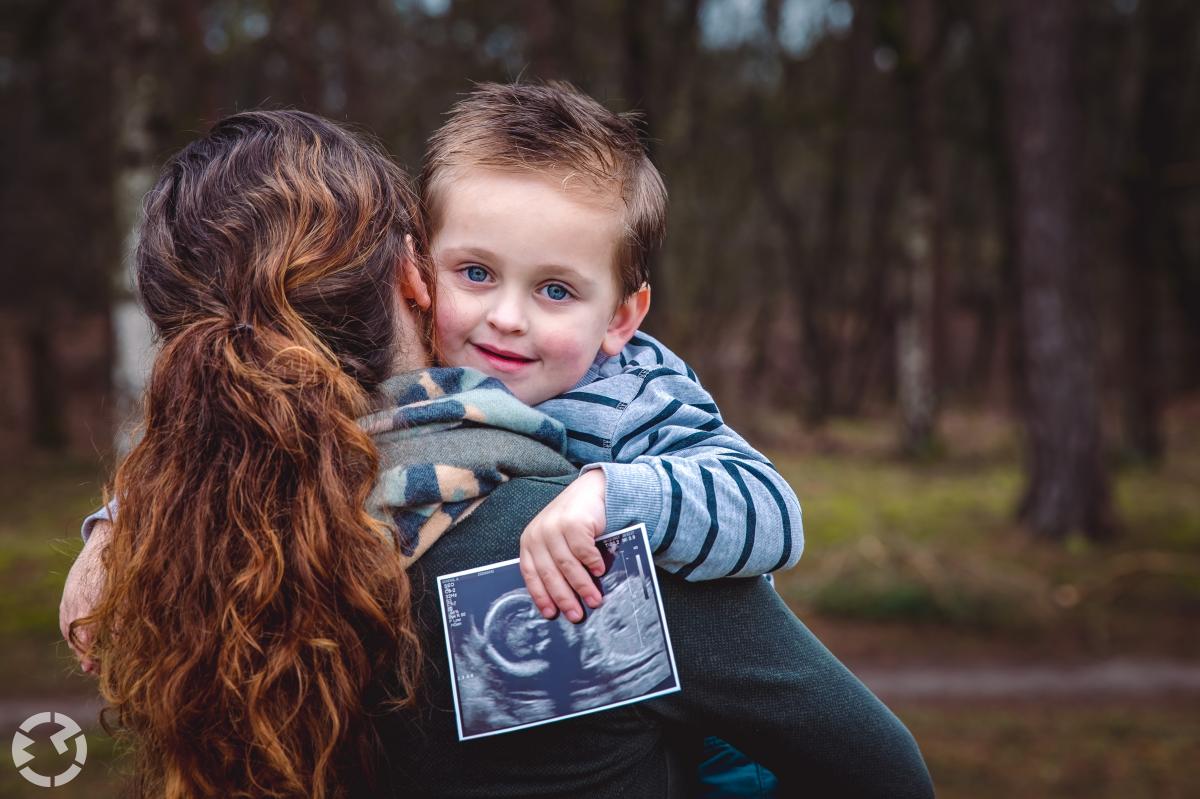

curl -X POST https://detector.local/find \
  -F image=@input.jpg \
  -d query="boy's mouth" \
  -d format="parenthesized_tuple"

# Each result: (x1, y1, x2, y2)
(471, 342, 537, 373)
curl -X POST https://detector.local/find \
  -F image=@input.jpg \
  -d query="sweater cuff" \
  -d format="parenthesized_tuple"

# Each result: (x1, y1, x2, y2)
(584, 462, 666, 548)
(81, 502, 115, 542)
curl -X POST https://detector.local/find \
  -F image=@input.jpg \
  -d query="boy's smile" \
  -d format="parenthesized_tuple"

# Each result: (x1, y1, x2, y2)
(430, 167, 641, 405)
(471, 342, 536, 373)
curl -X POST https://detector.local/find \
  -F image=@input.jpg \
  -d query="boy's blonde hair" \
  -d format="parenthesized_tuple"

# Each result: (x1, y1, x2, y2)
(420, 81, 667, 298)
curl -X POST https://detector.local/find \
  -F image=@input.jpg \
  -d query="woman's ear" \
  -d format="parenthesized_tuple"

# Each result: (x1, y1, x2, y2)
(398, 234, 432, 310)
(601, 284, 651, 357)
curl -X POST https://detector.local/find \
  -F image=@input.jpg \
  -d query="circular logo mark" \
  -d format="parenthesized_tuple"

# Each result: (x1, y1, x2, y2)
(11, 712, 87, 788)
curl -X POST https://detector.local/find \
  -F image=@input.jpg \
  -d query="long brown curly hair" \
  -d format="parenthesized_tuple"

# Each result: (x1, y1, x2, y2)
(77, 110, 424, 798)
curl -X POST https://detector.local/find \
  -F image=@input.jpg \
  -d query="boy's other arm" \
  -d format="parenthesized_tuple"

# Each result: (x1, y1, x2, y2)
(81, 502, 115, 542)
(61, 519, 110, 673)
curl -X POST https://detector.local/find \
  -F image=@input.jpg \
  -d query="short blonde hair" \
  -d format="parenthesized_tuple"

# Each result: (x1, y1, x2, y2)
(420, 81, 667, 297)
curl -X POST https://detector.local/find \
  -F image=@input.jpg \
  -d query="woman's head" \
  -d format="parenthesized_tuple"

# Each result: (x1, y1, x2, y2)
(138, 109, 429, 385)
(81, 110, 426, 799)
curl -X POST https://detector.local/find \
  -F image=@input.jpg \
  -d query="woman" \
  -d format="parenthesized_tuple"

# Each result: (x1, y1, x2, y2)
(66, 110, 933, 798)
(72, 110, 431, 798)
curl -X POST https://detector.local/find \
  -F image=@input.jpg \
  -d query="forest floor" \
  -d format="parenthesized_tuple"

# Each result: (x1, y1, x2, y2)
(2, 399, 1198, 798)
(763, 398, 1200, 799)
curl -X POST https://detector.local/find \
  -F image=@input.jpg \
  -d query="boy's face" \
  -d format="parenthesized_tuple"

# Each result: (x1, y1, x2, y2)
(430, 167, 632, 406)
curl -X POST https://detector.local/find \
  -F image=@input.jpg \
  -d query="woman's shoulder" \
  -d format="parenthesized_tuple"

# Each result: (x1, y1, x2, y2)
(415, 475, 574, 575)
(475, 475, 574, 526)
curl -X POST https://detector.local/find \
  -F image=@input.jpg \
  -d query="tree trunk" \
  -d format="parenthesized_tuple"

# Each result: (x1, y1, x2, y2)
(524, 0, 576, 78)
(1120, 205, 1164, 463)
(964, 0, 1026, 416)
(895, 0, 945, 455)
(844, 153, 903, 413)
(27, 325, 65, 450)
(1118, 0, 1196, 462)
(622, 0, 702, 339)
(0, 0, 118, 453)
(1006, 0, 1115, 540)
(897, 195, 938, 454)
(747, 94, 832, 425)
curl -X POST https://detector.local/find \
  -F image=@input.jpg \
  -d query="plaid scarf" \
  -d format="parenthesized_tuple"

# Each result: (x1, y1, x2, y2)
(360, 368, 575, 566)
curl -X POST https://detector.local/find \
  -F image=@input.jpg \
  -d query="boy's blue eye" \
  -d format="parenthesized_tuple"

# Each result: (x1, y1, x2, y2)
(464, 265, 489, 283)
(542, 283, 571, 301)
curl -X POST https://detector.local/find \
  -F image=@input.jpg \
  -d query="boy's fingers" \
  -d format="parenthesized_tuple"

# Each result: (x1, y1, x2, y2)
(533, 550, 586, 623)
(63, 607, 88, 647)
(546, 537, 603, 612)
(560, 560, 601, 610)
(519, 548, 556, 619)
(566, 531, 607, 577)
(66, 624, 97, 674)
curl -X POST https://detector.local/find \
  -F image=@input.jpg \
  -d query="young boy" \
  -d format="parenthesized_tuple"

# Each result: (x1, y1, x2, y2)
(419, 81, 804, 625)
(421, 82, 798, 795)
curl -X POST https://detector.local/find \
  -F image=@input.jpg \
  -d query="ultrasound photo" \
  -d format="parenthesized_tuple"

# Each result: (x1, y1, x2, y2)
(437, 523, 680, 740)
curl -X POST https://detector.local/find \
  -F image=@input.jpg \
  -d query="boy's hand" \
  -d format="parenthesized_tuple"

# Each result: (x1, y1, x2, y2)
(59, 520, 110, 675)
(520, 469, 608, 623)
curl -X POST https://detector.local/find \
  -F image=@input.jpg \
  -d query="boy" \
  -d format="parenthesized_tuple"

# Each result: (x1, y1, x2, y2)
(419, 81, 803, 624)
(421, 82, 799, 795)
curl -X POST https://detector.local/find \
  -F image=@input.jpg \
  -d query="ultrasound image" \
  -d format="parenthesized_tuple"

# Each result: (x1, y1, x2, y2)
(439, 526, 678, 739)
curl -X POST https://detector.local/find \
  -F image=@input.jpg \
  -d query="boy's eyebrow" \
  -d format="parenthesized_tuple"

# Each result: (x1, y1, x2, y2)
(437, 244, 502, 263)
(537, 262, 595, 284)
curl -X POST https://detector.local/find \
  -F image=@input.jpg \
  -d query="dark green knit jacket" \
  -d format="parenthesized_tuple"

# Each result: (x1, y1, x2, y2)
(366, 476, 934, 799)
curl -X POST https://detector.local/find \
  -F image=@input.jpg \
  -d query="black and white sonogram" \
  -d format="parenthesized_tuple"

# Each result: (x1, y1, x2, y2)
(436, 523, 680, 740)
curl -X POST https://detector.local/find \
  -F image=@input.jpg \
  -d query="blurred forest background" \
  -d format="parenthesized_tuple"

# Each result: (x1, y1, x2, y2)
(2, 1, 1199, 797)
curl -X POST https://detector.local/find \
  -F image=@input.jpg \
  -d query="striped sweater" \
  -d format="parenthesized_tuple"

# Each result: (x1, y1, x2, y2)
(82, 334, 805, 582)
(536, 331, 803, 581)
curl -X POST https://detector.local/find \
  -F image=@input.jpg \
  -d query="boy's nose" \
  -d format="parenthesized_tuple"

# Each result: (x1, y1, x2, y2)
(485, 295, 528, 335)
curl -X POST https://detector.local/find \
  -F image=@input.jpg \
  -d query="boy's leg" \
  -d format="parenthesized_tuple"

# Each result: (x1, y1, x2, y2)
(650, 571, 935, 798)
(691, 575, 787, 798)
(698, 737, 778, 798)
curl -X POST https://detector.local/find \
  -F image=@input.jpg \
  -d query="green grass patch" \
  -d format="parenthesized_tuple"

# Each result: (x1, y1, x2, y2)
(0, 457, 105, 695)
(770, 406, 1200, 640)
(776, 451, 1021, 545)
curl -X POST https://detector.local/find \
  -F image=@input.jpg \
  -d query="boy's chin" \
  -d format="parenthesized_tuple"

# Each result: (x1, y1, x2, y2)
(471, 362, 588, 405)
(501, 378, 571, 407)
(509, 385, 557, 406)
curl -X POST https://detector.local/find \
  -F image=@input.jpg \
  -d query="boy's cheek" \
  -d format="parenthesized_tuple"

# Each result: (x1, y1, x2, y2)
(432, 294, 475, 345)
(560, 309, 612, 355)
(537, 327, 597, 367)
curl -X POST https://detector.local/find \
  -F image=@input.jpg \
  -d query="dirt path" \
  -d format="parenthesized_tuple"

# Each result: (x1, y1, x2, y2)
(0, 697, 105, 732)
(855, 658, 1200, 701)
(5, 658, 1200, 731)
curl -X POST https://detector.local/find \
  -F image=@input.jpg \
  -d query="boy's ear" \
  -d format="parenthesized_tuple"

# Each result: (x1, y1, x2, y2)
(601, 284, 651, 357)
(398, 234, 432, 310)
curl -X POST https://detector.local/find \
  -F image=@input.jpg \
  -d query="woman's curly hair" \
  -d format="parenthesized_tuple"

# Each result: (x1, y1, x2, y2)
(74, 110, 425, 798)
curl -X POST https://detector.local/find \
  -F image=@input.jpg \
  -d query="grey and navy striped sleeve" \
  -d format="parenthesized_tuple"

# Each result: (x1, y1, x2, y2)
(536, 333, 804, 580)
(81, 502, 114, 541)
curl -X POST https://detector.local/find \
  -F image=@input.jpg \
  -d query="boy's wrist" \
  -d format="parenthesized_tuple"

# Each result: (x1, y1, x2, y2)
(584, 462, 664, 546)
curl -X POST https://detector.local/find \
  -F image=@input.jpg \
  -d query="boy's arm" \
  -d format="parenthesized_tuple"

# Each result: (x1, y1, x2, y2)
(537, 334, 803, 582)
(589, 367, 804, 579)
